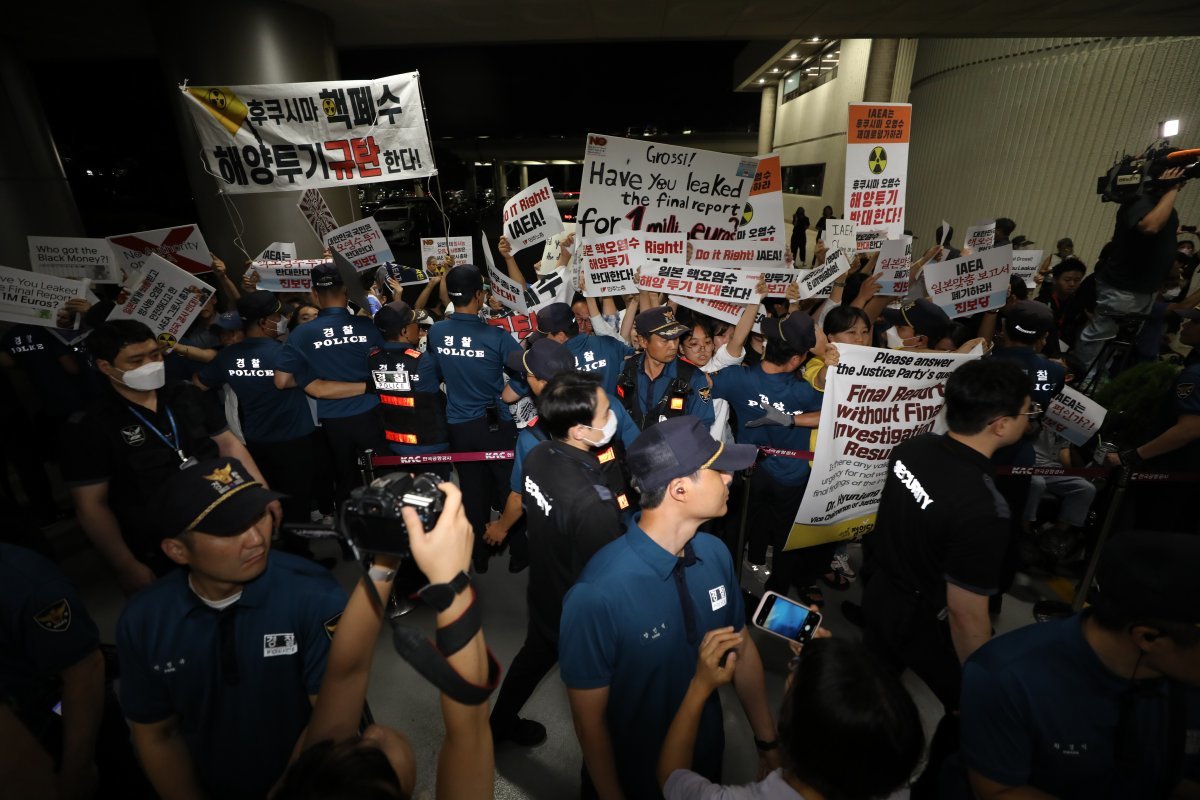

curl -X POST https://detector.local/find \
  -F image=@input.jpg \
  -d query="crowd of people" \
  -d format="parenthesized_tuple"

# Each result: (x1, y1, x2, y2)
(2, 166, 1199, 800)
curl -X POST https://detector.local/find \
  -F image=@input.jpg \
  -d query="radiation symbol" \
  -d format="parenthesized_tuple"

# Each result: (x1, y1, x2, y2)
(322, 98, 338, 117)
(206, 88, 228, 110)
(741, 202, 755, 225)
(868, 146, 887, 174)
(157, 332, 178, 349)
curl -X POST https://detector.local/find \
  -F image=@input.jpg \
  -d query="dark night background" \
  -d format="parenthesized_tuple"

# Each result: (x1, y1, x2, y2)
(33, 41, 759, 238)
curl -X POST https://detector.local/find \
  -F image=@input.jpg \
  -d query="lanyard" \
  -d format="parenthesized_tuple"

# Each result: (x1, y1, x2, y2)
(127, 405, 195, 468)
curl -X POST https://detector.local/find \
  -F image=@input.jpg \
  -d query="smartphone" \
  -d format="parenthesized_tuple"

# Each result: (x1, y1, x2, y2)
(752, 591, 822, 646)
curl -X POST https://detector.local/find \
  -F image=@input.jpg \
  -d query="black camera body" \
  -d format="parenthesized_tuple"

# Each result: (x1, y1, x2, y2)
(342, 472, 446, 557)
(1097, 144, 1200, 203)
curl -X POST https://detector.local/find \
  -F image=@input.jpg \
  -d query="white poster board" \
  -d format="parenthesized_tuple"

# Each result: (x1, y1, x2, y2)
(27, 237, 120, 283)
(0, 265, 85, 329)
(107, 254, 215, 340)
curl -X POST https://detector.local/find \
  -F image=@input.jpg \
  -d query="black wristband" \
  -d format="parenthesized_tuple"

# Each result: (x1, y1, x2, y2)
(754, 737, 779, 752)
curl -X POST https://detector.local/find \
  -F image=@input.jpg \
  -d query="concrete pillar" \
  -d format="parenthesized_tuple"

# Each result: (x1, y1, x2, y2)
(495, 162, 509, 199)
(863, 39, 901, 102)
(151, 0, 357, 263)
(756, 83, 778, 155)
(519, 165, 530, 190)
(0, 49, 84, 270)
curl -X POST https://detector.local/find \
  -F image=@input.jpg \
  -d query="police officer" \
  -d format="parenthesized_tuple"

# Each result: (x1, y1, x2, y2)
(489, 370, 631, 748)
(616, 306, 715, 431)
(532, 302, 633, 394)
(61, 320, 276, 593)
(484, 339, 639, 553)
(195, 291, 318, 543)
(275, 263, 388, 501)
(425, 264, 524, 571)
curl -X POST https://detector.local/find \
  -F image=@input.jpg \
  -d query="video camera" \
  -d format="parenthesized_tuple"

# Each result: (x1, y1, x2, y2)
(1097, 143, 1200, 203)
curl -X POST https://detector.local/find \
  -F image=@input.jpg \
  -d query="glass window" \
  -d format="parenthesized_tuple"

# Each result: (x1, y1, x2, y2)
(781, 164, 825, 196)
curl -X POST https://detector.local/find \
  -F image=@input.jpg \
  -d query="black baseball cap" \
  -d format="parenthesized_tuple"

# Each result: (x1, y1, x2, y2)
(1005, 300, 1054, 337)
(627, 416, 758, 493)
(211, 311, 243, 332)
(536, 302, 575, 334)
(157, 458, 283, 540)
(374, 301, 428, 338)
(445, 264, 483, 300)
(881, 298, 951, 339)
(634, 306, 689, 340)
(1093, 531, 1200, 625)
(1011, 235, 1035, 248)
(506, 337, 575, 381)
(237, 290, 281, 322)
(762, 312, 816, 353)
(311, 262, 342, 289)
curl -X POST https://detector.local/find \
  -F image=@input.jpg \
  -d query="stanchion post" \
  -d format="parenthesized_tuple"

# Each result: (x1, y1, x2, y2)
(1071, 466, 1130, 611)
(734, 467, 753, 589)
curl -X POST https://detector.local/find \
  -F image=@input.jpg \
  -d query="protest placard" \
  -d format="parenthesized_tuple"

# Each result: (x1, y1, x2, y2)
(481, 231, 528, 315)
(539, 225, 576, 269)
(581, 232, 640, 297)
(324, 218, 393, 272)
(640, 231, 687, 263)
(503, 179, 563, 252)
(844, 103, 911, 239)
(671, 295, 768, 334)
(825, 221, 857, 258)
(939, 220, 951, 246)
(107, 224, 212, 276)
(577, 133, 757, 242)
(249, 259, 326, 292)
(27, 237, 120, 283)
(298, 189, 339, 244)
(874, 237, 912, 296)
(256, 242, 297, 262)
(855, 227, 888, 254)
(964, 220, 996, 252)
(924, 244, 1012, 318)
(107, 254, 214, 340)
(1042, 385, 1107, 447)
(419, 236, 474, 272)
(789, 344, 978, 548)
(737, 154, 786, 248)
(637, 262, 762, 303)
(523, 269, 573, 311)
(180, 73, 436, 194)
(1011, 250, 1044, 289)
(798, 250, 850, 300)
(689, 241, 788, 270)
(0, 265, 85, 329)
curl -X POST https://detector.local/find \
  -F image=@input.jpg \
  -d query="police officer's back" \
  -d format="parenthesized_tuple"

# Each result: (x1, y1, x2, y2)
(532, 302, 633, 395)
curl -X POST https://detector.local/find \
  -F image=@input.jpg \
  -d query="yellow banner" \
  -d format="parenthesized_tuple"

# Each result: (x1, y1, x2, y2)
(785, 513, 876, 551)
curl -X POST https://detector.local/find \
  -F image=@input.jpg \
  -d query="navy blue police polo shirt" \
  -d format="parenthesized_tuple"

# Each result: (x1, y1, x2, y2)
(277, 306, 383, 420)
(989, 346, 1065, 411)
(197, 337, 315, 444)
(116, 552, 346, 800)
(426, 312, 523, 424)
(566, 332, 634, 396)
(374, 341, 448, 456)
(711, 363, 823, 485)
(0, 324, 86, 418)
(631, 355, 716, 429)
(560, 519, 745, 798)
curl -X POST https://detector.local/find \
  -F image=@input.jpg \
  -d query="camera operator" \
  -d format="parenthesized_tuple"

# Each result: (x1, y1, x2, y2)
(274, 482, 495, 800)
(1074, 166, 1189, 371)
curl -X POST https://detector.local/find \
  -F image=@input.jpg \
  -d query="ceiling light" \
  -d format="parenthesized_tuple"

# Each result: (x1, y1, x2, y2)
(682, 129, 692, 135)
(757, 78, 765, 84)
(811, 36, 821, 41)
(1161, 119, 1180, 137)
(788, 53, 798, 59)
(771, 68, 780, 73)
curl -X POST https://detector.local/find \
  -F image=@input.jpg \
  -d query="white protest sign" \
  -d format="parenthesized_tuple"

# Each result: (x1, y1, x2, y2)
(419, 236, 474, 271)
(737, 154, 786, 247)
(578, 133, 757, 242)
(108, 254, 215, 340)
(825, 221, 857, 258)
(0, 266, 85, 329)
(789, 344, 978, 548)
(523, 269, 573, 311)
(855, 228, 888, 254)
(249, 259, 326, 292)
(672, 295, 769, 334)
(539, 224, 577, 269)
(964, 220, 995, 252)
(256, 242, 297, 262)
(27, 237, 120, 283)
(939, 220, 951, 246)
(1042, 385, 1107, 447)
(107, 224, 212, 276)
(180, 72, 436, 194)
(925, 244, 1012, 318)
(844, 103, 911, 239)
(324, 218, 394, 272)
(1011, 250, 1044, 289)
(641, 231, 687, 263)
(298, 189, 339, 244)
(503, 179, 563, 252)
(798, 250, 850, 300)
(637, 262, 762, 303)
(874, 237, 913, 296)
(481, 231, 527, 315)
(689, 240, 788, 270)
(581, 232, 640, 297)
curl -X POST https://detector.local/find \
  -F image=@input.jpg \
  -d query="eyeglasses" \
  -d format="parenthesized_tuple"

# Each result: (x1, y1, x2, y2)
(988, 402, 1043, 427)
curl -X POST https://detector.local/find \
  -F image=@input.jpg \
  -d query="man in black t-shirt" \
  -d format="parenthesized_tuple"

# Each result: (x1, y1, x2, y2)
(861, 359, 1032, 797)
(60, 321, 277, 594)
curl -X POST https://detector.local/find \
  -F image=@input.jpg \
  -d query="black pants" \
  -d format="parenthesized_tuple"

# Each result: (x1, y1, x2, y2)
(747, 468, 836, 595)
(490, 617, 558, 727)
(791, 231, 806, 264)
(448, 417, 517, 557)
(321, 408, 390, 503)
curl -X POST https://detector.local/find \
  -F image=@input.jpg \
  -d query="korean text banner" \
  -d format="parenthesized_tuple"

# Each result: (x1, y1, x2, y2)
(581, 232, 642, 297)
(1043, 385, 1107, 447)
(874, 237, 912, 296)
(578, 133, 758, 242)
(843, 103, 910, 240)
(249, 259, 328, 292)
(924, 244, 1012, 319)
(503, 179, 564, 252)
(107, 224, 212, 276)
(324, 218, 394, 272)
(180, 73, 437, 194)
(28, 237, 120, 283)
(637, 262, 763, 303)
(0, 265, 85, 329)
(108, 254, 215, 340)
(788, 345, 977, 549)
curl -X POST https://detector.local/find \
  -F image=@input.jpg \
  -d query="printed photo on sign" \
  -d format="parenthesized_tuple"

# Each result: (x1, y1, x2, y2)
(578, 132, 757, 242)
(298, 189, 339, 243)
(924, 244, 1011, 319)
(180, 73, 437, 194)
(843, 103, 910, 239)
(324, 218, 394, 272)
(107, 254, 215, 337)
(28, 236, 121, 283)
(0, 265, 86, 330)
(107, 224, 212, 276)
(419, 236, 474, 272)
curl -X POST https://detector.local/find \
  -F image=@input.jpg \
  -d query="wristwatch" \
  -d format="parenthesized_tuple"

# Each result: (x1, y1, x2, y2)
(418, 571, 471, 612)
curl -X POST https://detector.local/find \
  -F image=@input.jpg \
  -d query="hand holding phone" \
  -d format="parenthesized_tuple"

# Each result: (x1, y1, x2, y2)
(693, 627, 742, 693)
(752, 591, 823, 647)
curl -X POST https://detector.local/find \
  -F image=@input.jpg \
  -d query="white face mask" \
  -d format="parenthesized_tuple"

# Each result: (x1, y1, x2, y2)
(581, 408, 618, 447)
(118, 361, 165, 391)
(275, 317, 290, 338)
